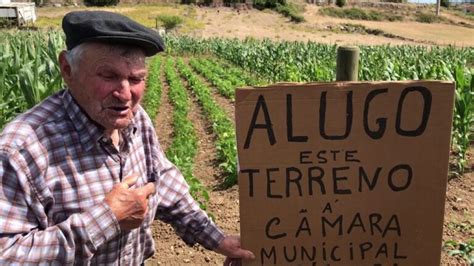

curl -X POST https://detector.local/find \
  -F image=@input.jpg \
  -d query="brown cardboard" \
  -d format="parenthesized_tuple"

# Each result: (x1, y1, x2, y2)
(235, 81, 455, 266)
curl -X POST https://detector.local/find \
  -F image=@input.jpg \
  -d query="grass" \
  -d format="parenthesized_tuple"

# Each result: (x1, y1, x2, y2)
(35, 4, 204, 31)
(35, 15, 63, 28)
(447, 5, 474, 21)
(415, 12, 446, 24)
(319, 7, 403, 22)
(447, 220, 474, 234)
(444, 239, 474, 264)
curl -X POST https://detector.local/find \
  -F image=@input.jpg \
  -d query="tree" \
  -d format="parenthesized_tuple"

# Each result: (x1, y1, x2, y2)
(336, 0, 346, 8)
(83, 0, 119, 6)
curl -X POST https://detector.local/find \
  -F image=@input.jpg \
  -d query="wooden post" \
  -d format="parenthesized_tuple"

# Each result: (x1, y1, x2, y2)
(436, 0, 441, 16)
(336, 46, 359, 81)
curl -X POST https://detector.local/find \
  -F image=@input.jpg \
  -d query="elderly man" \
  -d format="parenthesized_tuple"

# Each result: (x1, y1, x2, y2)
(0, 11, 254, 265)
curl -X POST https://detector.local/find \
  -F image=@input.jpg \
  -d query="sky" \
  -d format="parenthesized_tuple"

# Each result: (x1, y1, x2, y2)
(407, 0, 473, 3)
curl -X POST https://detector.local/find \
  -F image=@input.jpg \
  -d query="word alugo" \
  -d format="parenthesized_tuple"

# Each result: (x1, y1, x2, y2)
(243, 86, 432, 149)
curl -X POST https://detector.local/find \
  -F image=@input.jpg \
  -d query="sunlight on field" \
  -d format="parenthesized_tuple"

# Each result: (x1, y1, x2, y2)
(35, 4, 204, 31)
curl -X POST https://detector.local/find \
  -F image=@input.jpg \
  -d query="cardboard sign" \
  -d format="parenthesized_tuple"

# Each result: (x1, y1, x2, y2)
(236, 81, 455, 265)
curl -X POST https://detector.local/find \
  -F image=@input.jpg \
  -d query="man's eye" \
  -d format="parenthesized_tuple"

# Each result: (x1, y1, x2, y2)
(129, 77, 145, 85)
(98, 73, 117, 81)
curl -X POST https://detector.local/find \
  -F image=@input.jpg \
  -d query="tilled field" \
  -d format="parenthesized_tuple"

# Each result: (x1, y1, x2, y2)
(144, 56, 473, 266)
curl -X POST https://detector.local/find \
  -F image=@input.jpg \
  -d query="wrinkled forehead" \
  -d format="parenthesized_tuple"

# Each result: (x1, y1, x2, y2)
(82, 42, 147, 67)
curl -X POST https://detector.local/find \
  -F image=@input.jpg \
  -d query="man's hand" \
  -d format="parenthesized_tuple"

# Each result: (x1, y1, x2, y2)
(104, 174, 156, 231)
(215, 235, 255, 266)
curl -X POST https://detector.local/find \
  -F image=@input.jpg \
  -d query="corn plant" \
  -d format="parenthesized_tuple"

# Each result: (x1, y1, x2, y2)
(451, 67, 474, 176)
(166, 36, 473, 83)
(0, 30, 64, 129)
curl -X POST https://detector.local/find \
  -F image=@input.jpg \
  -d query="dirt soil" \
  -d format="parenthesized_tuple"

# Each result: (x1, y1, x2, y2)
(442, 168, 474, 265)
(144, 60, 474, 265)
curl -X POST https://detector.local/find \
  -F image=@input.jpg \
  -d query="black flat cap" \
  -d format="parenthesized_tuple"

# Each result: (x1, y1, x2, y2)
(62, 11, 165, 56)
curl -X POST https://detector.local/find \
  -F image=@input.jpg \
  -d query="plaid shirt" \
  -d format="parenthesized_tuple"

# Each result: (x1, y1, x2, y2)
(0, 89, 224, 265)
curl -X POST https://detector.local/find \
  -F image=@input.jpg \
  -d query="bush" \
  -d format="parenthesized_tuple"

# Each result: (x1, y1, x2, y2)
(254, 0, 304, 23)
(83, 0, 118, 6)
(441, 0, 449, 7)
(415, 12, 440, 23)
(319, 7, 403, 21)
(276, 3, 305, 23)
(336, 0, 346, 8)
(254, 0, 286, 10)
(0, 18, 15, 28)
(346, 8, 381, 20)
(156, 15, 184, 32)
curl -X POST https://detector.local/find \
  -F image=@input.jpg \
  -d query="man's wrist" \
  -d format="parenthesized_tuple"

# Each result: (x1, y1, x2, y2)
(83, 201, 121, 249)
(196, 219, 225, 250)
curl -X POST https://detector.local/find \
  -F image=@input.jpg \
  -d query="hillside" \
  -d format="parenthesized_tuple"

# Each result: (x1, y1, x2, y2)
(195, 4, 474, 46)
(35, 3, 474, 46)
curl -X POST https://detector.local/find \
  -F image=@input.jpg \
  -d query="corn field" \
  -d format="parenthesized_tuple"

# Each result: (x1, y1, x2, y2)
(0, 31, 64, 128)
(1, 31, 473, 180)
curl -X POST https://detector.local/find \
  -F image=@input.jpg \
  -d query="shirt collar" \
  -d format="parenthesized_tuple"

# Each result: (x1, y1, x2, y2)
(61, 89, 138, 152)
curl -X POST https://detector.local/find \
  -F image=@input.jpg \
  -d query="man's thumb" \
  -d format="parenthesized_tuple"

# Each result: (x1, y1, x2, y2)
(122, 174, 139, 188)
(137, 182, 156, 197)
(238, 250, 255, 260)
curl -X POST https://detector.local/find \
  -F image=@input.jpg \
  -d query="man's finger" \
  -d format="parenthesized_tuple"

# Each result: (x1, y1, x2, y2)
(136, 182, 156, 197)
(234, 249, 255, 260)
(121, 174, 139, 188)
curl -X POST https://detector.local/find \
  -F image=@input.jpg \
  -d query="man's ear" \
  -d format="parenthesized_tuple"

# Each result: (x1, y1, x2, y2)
(58, 50, 73, 84)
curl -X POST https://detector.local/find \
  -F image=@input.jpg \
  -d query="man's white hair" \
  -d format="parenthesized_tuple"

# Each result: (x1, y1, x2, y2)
(65, 42, 146, 74)
(65, 43, 88, 74)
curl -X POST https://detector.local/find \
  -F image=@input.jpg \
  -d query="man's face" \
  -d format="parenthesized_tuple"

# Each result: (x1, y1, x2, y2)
(61, 43, 147, 131)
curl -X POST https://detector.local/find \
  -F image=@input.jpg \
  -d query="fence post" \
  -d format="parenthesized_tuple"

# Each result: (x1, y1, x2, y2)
(336, 46, 360, 81)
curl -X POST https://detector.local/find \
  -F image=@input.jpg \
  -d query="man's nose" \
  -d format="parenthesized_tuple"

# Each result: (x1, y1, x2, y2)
(113, 80, 132, 101)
